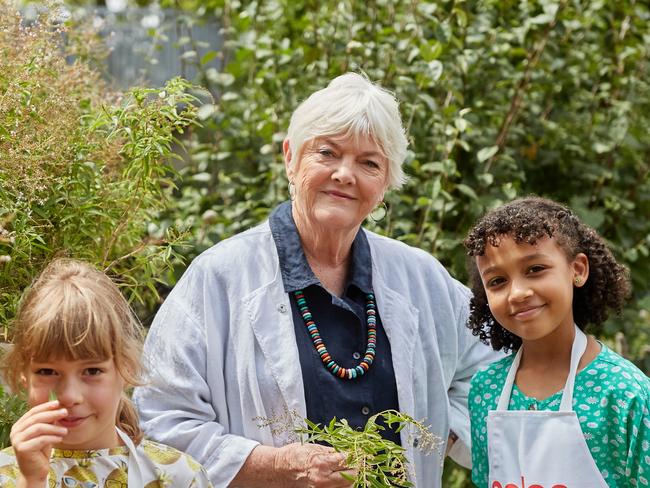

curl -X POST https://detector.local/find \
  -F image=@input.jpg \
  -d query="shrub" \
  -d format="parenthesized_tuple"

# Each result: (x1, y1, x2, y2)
(0, 1, 197, 443)
(153, 0, 649, 374)
(145, 3, 649, 484)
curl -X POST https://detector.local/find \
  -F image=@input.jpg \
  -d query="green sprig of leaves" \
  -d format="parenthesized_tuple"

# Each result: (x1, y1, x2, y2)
(296, 410, 442, 488)
(258, 409, 442, 488)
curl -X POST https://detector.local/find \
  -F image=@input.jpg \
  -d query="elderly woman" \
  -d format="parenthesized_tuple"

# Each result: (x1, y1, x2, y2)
(134, 73, 499, 487)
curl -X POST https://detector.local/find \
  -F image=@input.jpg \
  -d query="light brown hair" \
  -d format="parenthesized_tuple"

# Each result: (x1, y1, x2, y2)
(3, 258, 145, 444)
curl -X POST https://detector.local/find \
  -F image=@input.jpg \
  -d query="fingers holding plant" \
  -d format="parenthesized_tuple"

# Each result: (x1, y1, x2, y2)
(274, 442, 355, 487)
(259, 409, 442, 487)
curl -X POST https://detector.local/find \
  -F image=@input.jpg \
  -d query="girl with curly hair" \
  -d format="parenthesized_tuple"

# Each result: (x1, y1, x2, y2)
(464, 196, 649, 488)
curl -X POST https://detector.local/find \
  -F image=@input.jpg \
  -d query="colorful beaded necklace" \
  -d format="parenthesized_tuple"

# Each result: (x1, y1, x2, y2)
(294, 289, 377, 380)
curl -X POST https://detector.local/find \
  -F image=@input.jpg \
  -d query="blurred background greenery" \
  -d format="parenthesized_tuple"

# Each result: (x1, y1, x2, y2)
(1, 1, 649, 485)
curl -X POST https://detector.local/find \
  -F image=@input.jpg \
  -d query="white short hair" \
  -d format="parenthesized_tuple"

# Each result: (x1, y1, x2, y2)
(286, 73, 408, 189)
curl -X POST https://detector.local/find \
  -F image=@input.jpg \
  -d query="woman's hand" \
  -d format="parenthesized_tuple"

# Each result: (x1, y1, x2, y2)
(10, 401, 68, 487)
(274, 442, 355, 487)
(231, 443, 355, 488)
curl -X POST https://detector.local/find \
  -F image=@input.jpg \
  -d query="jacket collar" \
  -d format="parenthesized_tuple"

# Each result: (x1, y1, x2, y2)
(269, 201, 373, 294)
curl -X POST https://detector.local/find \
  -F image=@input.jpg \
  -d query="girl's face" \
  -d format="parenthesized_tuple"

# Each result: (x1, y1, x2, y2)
(25, 356, 124, 450)
(476, 235, 589, 346)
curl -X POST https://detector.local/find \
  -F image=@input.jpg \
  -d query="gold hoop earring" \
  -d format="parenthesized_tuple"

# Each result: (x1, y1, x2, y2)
(288, 180, 296, 201)
(369, 201, 388, 222)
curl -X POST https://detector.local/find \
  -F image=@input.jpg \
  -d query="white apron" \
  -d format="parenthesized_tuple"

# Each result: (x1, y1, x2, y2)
(487, 326, 607, 488)
(116, 427, 144, 486)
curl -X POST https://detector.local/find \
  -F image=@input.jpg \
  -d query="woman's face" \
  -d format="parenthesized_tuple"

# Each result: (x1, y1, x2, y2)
(284, 133, 389, 234)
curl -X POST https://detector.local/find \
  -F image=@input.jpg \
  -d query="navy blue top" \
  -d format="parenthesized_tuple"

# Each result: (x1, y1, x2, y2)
(269, 201, 400, 444)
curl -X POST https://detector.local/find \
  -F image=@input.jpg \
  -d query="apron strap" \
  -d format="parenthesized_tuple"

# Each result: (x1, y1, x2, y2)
(116, 427, 144, 486)
(496, 325, 588, 412)
(559, 327, 587, 411)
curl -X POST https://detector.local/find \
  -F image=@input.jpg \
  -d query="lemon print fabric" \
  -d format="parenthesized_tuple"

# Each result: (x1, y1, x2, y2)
(103, 462, 128, 488)
(0, 439, 213, 487)
(0, 461, 20, 488)
(63, 461, 99, 487)
(143, 472, 172, 488)
(143, 442, 183, 465)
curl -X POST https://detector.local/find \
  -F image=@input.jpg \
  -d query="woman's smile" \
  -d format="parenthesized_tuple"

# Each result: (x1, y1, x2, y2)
(323, 189, 355, 200)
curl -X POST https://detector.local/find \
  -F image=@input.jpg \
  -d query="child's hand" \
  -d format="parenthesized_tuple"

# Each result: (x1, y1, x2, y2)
(10, 400, 68, 485)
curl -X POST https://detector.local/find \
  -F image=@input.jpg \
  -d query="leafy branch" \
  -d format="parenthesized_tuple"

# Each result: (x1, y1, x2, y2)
(257, 409, 443, 488)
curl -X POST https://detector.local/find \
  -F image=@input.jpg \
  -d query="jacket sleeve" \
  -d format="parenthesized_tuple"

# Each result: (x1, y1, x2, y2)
(133, 287, 259, 487)
(445, 281, 503, 468)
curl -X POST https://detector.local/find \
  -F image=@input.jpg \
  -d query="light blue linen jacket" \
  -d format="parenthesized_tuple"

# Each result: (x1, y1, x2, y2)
(133, 220, 501, 487)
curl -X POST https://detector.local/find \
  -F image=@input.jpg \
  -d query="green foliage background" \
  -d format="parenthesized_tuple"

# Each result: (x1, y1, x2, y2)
(2, 0, 649, 485)
(154, 0, 649, 367)
(149, 2, 649, 483)
(0, 2, 196, 447)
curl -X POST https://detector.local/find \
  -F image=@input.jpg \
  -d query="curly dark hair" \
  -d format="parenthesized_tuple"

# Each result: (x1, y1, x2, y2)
(463, 196, 631, 352)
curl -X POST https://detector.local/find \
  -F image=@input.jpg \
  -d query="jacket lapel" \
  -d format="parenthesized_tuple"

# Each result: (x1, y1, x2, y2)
(371, 268, 420, 466)
(244, 275, 308, 418)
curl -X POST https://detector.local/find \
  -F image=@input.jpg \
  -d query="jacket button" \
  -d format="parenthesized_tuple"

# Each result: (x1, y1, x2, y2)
(361, 406, 370, 415)
(277, 304, 288, 313)
(352, 352, 361, 360)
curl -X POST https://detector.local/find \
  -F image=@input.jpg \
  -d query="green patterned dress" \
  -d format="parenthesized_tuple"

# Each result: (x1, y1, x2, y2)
(0, 438, 213, 487)
(470, 344, 650, 488)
